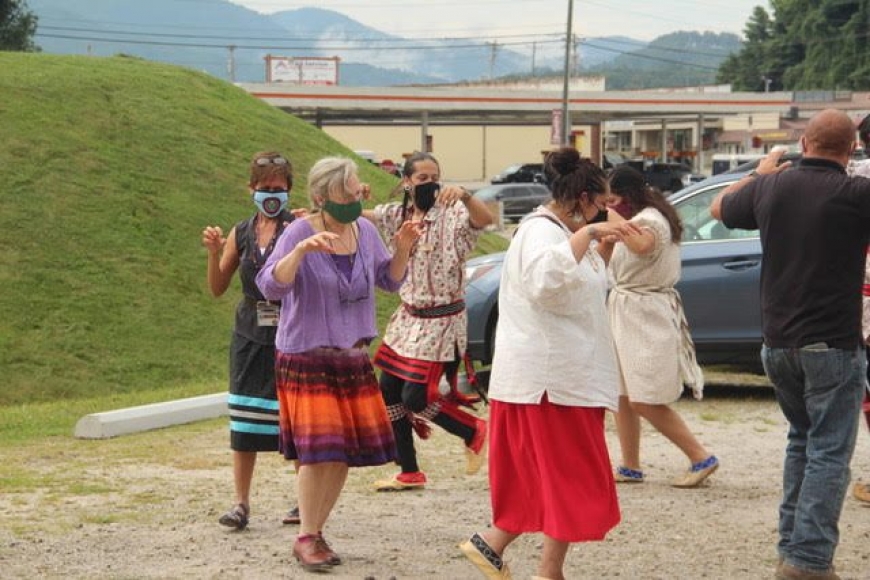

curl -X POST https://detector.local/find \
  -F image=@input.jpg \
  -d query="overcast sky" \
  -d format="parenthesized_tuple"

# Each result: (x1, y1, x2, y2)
(230, 0, 767, 41)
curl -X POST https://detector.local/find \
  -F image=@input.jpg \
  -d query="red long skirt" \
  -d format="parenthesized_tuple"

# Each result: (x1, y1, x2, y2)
(488, 397, 620, 543)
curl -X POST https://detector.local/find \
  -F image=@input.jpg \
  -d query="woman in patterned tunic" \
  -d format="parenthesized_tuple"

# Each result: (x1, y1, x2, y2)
(201, 151, 301, 530)
(606, 165, 719, 488)
(365, 151, 495, 491)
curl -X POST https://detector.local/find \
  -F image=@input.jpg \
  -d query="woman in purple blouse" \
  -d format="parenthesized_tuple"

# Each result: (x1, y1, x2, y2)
(256, 156, 420, 572)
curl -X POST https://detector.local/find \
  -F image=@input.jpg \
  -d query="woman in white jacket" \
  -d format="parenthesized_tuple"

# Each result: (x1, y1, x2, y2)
(460, 148, 640, 580)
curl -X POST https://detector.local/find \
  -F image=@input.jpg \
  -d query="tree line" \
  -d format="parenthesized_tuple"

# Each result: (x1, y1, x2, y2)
(1, 0, 38, 52)
(718, 0, 870, 91)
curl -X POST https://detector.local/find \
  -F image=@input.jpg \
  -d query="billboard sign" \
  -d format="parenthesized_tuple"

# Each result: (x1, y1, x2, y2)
(265, 56, 340, 85)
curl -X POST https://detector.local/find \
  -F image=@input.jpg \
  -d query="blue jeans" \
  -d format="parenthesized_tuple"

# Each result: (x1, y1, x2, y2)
(761, 344, 865, 572)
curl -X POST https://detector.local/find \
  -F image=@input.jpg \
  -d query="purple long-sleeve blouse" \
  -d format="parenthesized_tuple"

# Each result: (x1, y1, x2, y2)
(256, 217, 403, 354)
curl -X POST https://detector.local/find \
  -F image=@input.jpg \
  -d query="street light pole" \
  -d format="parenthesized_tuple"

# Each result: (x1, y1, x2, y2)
(560, 0, 574, 147)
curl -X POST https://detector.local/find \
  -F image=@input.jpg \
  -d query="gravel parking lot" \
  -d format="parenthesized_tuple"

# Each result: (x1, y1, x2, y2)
(2, 382, 869, 579)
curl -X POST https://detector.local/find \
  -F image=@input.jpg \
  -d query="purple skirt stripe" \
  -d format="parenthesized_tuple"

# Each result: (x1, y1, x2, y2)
(275, 347, 397, 467)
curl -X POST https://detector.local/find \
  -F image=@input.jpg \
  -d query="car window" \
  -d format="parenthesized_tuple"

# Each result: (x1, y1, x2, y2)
(474, 186, 500, 202)
(675, 183, 759, 242)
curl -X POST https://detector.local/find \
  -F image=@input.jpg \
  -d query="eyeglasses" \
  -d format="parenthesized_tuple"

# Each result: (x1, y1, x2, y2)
(254, 156, 289, 167)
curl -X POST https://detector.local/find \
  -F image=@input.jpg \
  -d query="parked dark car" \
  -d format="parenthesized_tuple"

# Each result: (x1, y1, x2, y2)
(473, 183, 551, 223)
(465, 169, 763, 369)
(490, 163, 544, 184)
(614, 160, 700, 193)
(643, 162, 697, 193)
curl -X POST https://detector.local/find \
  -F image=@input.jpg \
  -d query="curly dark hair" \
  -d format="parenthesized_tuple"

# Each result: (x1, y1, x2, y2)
(858, 114, 870, 150)
(608, 165, 682, 243)
(543, 148, 607, 209)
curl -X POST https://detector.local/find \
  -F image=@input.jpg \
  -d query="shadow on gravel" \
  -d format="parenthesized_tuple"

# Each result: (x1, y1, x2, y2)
(699, 383, 776, 401)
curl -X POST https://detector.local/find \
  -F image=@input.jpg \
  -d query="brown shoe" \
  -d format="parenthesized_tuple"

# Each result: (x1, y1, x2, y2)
(776, 562, 839, 580)
(318, 533, 341, 566)
(292, 534, 333, 571)
(853, 482, 870, 504)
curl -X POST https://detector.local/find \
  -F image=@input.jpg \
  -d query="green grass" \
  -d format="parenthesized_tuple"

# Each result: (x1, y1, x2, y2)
(0, 52, 508, 426)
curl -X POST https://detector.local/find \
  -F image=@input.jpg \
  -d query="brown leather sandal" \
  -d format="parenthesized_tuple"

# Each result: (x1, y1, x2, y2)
(218, 503, 249, 530)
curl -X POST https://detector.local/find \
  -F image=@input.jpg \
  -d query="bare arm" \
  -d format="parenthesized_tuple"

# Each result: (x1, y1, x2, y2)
(202, 225, 239, 297)
(439, 186, 494, 229)
(388, 220, 423, 282)
(620, 228, 656, 255)
(596, 209, 654, 261)
(271, 231, 338, 285)
(573, 221, 643, 263)
(360, 183, 378, 224)
(711, 149, 791, 220)
(460, 189, 495, 229)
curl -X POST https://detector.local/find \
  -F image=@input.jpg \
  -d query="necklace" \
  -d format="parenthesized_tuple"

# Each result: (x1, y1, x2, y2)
(321, 212, 358, 266)
(249, 214, 283, 268)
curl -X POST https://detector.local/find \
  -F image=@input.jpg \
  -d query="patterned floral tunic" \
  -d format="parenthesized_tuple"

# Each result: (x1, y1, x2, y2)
(373, 201, 482, 361)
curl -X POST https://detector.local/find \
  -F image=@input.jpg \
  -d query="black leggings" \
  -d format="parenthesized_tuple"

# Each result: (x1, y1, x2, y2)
(380, 361, 476, 474)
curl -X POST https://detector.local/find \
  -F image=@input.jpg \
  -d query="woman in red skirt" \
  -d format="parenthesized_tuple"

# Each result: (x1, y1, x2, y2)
(460, 148, 640, 580)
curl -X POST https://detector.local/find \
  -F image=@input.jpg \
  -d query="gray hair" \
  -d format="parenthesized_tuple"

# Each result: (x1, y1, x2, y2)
(307, 157, 358, 207)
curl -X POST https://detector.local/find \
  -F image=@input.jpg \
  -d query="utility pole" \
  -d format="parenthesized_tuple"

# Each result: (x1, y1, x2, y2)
(572, 33, 580, 75)
(488, 41, 498, 80)
(227, 45, 236, 83)
(560, 0, 574, 147)
(531, 42, 537, 76)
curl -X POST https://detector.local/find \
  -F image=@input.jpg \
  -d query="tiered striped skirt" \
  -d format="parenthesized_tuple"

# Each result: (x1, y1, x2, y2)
(228, 333, 279, 452)
(275, 346, 397, 467)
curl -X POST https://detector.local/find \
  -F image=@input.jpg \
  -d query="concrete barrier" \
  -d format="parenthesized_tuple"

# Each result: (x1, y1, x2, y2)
(74, 393, 228, 439)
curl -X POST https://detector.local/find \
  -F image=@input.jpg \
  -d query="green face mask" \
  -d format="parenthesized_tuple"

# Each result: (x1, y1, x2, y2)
(323, 199, 362, 224)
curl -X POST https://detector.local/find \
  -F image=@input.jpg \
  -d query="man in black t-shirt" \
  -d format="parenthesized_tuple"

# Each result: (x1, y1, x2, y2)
(711, 109, 870, 580)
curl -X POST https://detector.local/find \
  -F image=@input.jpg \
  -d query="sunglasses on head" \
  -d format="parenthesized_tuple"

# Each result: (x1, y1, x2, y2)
(255, 156, 288, 167)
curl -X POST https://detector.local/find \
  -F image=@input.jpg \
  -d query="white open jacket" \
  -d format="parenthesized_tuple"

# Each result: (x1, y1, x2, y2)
(487, 207, 620, 411)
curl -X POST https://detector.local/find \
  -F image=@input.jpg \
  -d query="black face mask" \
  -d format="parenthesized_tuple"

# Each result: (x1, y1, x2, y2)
(589, 207, 609, 224)
(414, 182, 440, 212)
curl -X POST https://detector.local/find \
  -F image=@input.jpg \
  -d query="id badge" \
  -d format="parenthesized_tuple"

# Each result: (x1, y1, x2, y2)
(256, 301, 280, 327)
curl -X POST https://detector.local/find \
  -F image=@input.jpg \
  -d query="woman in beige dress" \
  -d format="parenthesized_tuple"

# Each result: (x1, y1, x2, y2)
(607, 165, 718, 488)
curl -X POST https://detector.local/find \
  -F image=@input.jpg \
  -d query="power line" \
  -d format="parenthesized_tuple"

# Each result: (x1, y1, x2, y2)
(582, 36, 736, 59)
(34, 31, 563, 51)
(579, 39, 721, 71)
(36, 24, 563, 44)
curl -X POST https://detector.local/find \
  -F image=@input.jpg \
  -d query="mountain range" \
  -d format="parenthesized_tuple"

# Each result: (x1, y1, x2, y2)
(26, 0, 737, 87)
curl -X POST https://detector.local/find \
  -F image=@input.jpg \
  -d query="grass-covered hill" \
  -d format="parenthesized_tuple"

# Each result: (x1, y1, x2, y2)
(0, 52, 505, 408)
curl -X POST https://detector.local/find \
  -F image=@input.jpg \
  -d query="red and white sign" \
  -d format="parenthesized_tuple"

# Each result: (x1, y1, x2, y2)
(550, 109, 563, 145)
(265, 56, 340, 85)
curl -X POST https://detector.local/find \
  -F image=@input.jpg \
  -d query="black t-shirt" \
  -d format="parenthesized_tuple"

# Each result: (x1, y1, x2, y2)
(721, 158, 870, 349)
